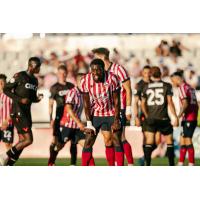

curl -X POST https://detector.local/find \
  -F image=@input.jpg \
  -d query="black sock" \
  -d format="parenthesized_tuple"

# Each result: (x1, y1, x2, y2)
(70, 143, 77, 165)
(6, 147, 23, 166)
(48, 144, 59, 165)
(143, 144, 153, 166)
(166, 144, 175, 166)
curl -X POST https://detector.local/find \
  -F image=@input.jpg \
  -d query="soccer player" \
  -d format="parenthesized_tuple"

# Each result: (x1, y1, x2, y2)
(0, 57, 43, 166)
(48, 73, 95, 166)
(0, 74, 13, 150)
(81, 58, 123, 166)
(141, 66, 179, 166)
(48, 64, 77, 166)
(92, 48, 133, 165)
(171, 71, 199, 166)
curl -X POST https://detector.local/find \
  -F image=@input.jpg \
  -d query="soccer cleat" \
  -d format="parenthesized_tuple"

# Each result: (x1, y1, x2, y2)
(177, 162, 184, 166)
(0, 154, 8, 166)
(48, 163, 55, 166)
(128, 164, 133, 166)
(188, 163, 194, 166)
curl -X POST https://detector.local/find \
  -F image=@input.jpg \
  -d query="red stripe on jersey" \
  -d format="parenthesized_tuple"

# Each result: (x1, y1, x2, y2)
(0, 93, 12, 127)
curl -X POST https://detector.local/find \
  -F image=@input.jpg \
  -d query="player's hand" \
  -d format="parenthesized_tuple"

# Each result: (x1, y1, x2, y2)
(1, 120, 8, 130)
(126, 114, 131, 121)
(20, 98, 30, 104)
(135, 117, 141, 127)
(111, 118, 121, 132)
(50, 120, 54, 128)
(85, 121, 96, 135)
(173, 117, 179, 127)
(77, 122, 85, 131)
(126, 106, 132, 121)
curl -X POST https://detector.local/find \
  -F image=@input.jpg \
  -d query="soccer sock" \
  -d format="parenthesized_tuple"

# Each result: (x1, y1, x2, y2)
(179, 145, 187, 164)
(48, 144, 59, 165)
(143, 144, 153, 166)
(187, 144, 195, 165)
(105, 145, 115, 166)
(166, 144, 175, 166)
(82, 147, 93, 166)
(89, 156, 95, 166)
(70, 143, 77, 165)
(115, 146, 124, 166)
(122, 140, 134, 165)
(6, 147, 23, 166)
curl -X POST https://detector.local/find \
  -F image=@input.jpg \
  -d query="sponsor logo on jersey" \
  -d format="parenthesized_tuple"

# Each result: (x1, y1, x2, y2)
(58, 90, 68, 96)
(25, 83, 37, 90)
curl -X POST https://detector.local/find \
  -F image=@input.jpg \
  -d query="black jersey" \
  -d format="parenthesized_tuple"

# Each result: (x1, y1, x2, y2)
(49, 82, 74, 119)
(4, 71, 39, 117)
(141, 80, 173, 120)
(135, 79, 149, 100)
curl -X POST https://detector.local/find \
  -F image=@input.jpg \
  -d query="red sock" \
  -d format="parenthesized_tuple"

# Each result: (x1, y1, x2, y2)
(179, 145, 187, 163)
(187, 145, 195, 164)
(82, 148, 92, 166)
(89, 156, 95, 166)
(115, 146, 124, 166)
(105, 146, 115, 166)
(123, 140, 134, 164)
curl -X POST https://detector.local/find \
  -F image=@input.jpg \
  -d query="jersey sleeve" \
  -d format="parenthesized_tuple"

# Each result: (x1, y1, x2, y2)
(179, 84, 188, 100)
(65, 89, 75, 105)
(166, 83, 173, 96)
(134, 82, 142, 97)
(32, 79, 39, 103)
(3, 73, 22, 102)
(80, 75, 88, 93)
(117, 65, 130, 83)
(141, 86, 147, 100)
(111, 74, 120, 92)
(49, 85, 57, 99)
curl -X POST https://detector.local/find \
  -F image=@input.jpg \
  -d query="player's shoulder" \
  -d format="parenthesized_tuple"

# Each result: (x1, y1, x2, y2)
(50, 82, 59, 90)
(13, 71, 24, 78)
(66, 81, 75, 89)
(162, 80, 172, 88)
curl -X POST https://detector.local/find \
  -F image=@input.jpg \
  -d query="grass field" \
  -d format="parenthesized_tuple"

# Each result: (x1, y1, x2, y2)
(15, 157, 200, 166)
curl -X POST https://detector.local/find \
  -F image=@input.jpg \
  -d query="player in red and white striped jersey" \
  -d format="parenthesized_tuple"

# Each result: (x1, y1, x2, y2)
(171, 71, 199, 166)
(92, 48, 134, 165)
(48, 73, 95, 166)
(0, 74, 14, 150)
(81, 59, 124, 166)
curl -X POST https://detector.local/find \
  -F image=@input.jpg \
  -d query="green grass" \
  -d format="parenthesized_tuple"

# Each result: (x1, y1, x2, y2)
(15, 157, 200, 166)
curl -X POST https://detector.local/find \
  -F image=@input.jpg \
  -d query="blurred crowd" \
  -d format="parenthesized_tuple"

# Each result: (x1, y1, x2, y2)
(36, 39, 200, 91)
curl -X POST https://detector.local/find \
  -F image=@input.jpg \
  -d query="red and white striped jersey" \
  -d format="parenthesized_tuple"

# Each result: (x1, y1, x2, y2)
(108, 63, 130, 109)
(0, 93, 12, 127)
(178, 82, 199, 121)
(80, 71, 120, 117)
(60, 87, 83, 129)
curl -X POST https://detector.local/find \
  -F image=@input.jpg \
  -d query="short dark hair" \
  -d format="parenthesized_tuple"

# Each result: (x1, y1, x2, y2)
(143, 65, 151, 70)
(92, 48, 110, 60)
(28, 57, 41, 68)
(90, 59, 105, 69)
(0, 74, 7, 81)
(170, 71, 184, 78)
(151, 66, 161, 78)
(58, 63, 67, 72)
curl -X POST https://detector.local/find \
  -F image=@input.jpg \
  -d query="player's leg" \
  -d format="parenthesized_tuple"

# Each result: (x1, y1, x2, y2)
(82, 132, 97, 166)
(70, 142, 77, 166)
(2, 126, 14, 151)
(178, 134, 187, 166)
(164, 134, 175, 166)
(143, 131, 155, 166)
(184, 121, 197, 166)
(120, 109, 134, 165)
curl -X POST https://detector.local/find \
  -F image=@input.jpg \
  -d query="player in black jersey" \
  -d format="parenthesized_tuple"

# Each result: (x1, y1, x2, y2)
(48, 64, 77, 166)
(0, 57, 43, 166)
(141, 66, 179, 166)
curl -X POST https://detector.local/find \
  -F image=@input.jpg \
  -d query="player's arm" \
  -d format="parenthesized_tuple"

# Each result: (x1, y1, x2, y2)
(49, 98, 54, 127)
(122, 79, 132, 120)
(3, 73, 24, 103)
(32, 80, 43, 103)
(117, 65, 132, 120)
(141, 97, 148, 119)
(133, 83, 141, 126)
(66, 104, 85, 131)
(178, 99, 189, 118)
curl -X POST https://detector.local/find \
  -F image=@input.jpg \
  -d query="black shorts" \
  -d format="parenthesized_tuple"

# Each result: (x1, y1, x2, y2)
(181, 121, 197, 138)
(58, 126, 85, 144)
(120, 109, 126, 127)
(0, 125, 14, 143)
(11, 113, 32, 135)
(92, 116, 115, 134)
(142, 118, 173, 136)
